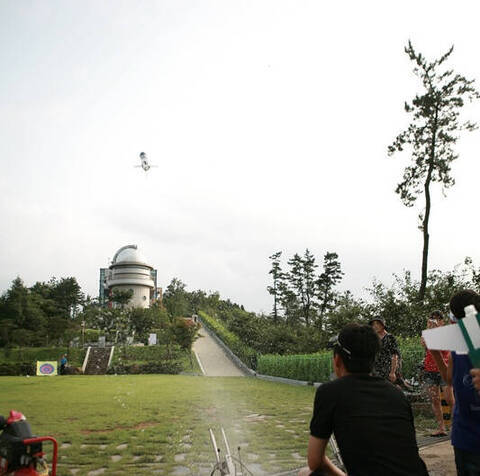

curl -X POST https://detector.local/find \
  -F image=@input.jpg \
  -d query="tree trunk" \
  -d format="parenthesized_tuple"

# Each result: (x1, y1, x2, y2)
(273, 281, 278, 323)
(419, 108, 438, 302)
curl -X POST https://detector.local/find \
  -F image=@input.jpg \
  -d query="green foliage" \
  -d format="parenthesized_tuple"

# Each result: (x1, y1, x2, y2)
(267, 251, 282, 322)
(163, 278, 189, 318)
(0, 347, 86, 366)
(257, 339, 425, 383)
(83, 328, 101, 343)
(111, 288, 134, 308)
(108, 344, 187, 375)
(267, 249, 344, 328)
(257, 353, 332, 382)
(0, 362, 35, 376)
(172, 318, 200, 350)
(110, 344, 184, 364)
(107, 360, 183, 375)
(367, 266, 475, 337)
(0, 276, 83, 347)
(198, 311, 258, 369)
(317, 252, 344, 325)
(397, 336, 424, 380)
(388, 41, 480, 300)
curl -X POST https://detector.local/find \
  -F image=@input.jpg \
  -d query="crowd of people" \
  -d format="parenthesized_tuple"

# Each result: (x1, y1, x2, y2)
(299, 289, 480, 476)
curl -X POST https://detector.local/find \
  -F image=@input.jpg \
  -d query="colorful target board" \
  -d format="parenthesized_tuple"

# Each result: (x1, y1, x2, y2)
(36, 361, 58, 376)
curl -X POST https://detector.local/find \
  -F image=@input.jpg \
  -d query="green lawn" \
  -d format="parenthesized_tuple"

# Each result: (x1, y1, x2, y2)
(0, 375, 436, 475)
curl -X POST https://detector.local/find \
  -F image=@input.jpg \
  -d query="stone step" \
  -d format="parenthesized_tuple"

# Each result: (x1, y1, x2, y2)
(84, 347, 112, 375)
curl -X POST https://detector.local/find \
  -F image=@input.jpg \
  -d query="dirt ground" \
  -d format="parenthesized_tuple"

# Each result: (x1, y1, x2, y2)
(420, 441, 456, 476)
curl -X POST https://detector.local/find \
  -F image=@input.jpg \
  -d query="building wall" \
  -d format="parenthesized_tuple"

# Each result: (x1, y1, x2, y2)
(112, 284, 151, 309)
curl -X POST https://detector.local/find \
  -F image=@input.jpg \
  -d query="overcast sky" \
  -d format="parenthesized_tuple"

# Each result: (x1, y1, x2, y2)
(1, 1, 480, 313)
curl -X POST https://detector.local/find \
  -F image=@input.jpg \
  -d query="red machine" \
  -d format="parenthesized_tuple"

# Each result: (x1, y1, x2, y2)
(0, 411, 57, 476)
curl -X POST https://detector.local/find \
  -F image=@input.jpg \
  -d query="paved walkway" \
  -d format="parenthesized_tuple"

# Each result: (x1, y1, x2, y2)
(193, 327, 244, 377)
(420, 440, 456, 476)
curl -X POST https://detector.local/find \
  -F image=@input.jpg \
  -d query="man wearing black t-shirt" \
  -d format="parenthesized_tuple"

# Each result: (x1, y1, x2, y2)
(299, 324, 428, 476)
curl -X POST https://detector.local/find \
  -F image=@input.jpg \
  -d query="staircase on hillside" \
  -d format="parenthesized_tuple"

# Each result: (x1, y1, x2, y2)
(83, 347, 112, 375)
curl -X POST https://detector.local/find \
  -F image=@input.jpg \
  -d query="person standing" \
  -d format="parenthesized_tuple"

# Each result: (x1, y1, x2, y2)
(369, 317, 399, 383)
(429, 290, 480, 475)
(60, 354, 67, 375)
(421, 311, 453, 437)
(298, 323, 428, 476)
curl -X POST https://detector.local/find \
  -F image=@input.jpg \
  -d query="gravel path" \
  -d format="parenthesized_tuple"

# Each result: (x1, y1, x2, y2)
(193, 328, 245, 377)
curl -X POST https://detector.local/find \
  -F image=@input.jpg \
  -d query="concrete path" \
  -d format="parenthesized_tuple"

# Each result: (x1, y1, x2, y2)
(193, 327, 244, 377)
(420, 440, 456, 476)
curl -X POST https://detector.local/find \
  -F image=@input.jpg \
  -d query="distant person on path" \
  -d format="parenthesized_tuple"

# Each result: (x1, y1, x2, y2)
(369, 317, 399, 382)
(429, 290, 480, 476)
(298, 323, 428, 476)
(421, 310, 454, 437)
(60, 354, 67, 375)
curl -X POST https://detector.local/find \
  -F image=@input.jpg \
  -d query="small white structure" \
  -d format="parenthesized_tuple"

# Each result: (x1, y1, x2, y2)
(103, 245, 156, 308)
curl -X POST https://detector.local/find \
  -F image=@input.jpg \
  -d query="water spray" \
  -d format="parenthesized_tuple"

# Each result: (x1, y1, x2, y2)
(209, 428, 253, 476)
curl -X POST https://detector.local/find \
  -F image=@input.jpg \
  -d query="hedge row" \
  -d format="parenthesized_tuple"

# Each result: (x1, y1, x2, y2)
(198, 311, 258, 369)
(0, 347, 86, 367)
(110, 344, 184, 365)
(107, 360, 183, 375)
(0, 362, 35, 376)
(257, 353, 332, 382)
(257, 346, 425, 383)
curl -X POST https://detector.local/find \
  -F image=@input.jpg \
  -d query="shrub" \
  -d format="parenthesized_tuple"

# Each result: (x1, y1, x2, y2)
(0, 347, 86, 367)
(110, 344, 183, 366)
(107, 360, 183, 375)
(0, 362, 35, 376)
(257, 353, 332, 382)
(256, 339, 425, 382)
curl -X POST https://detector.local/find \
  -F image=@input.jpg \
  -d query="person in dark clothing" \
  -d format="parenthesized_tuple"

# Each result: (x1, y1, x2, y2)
(298, 324, 428, 476)
(369, 317, 400, 382)
(60, 354, 67, 375)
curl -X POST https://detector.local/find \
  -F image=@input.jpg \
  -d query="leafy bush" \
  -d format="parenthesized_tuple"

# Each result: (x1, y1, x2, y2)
(397, 336, 424, 380)
(83, 329, 101, 343)
(110, 344, 183, 365)
(0, 347, 86, 366)
(0, 362, 35, 376)
(199, 311, 258, 369)
(107, 360, 183, 375)
(257, 353, 332, 382)
(107, 344, 188, 375)
(257, 339, 425, 383)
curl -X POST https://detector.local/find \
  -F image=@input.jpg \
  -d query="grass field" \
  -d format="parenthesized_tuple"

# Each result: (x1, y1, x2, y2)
(0, 375, 436, 475)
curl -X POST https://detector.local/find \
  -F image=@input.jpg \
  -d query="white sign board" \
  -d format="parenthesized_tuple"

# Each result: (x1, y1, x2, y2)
(422, 311, 480, 354)
(148, 333, 157, 346)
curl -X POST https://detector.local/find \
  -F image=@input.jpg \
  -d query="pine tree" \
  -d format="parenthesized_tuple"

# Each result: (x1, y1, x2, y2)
(316, 252, 344, 328)
(388, 41, 479, 301)
(267, 251, 283, 322)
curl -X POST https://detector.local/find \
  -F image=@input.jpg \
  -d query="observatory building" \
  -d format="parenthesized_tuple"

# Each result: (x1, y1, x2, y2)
(99, 245, 160, 308)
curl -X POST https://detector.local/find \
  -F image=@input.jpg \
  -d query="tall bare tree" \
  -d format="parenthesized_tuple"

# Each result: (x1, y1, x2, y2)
(388, 41, 479, 301)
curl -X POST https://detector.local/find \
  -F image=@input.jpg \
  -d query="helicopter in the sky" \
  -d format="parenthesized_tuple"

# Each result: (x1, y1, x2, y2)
(135, 152, 157, 172)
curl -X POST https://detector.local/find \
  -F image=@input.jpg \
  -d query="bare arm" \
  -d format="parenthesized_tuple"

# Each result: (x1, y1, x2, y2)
(389, 354, 399, 382)
(431, 351, 452, 385)
(307, 436, 346, 476)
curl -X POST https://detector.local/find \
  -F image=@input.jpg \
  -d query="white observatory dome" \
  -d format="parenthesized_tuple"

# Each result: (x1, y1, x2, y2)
(114, 246, 148, 265)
